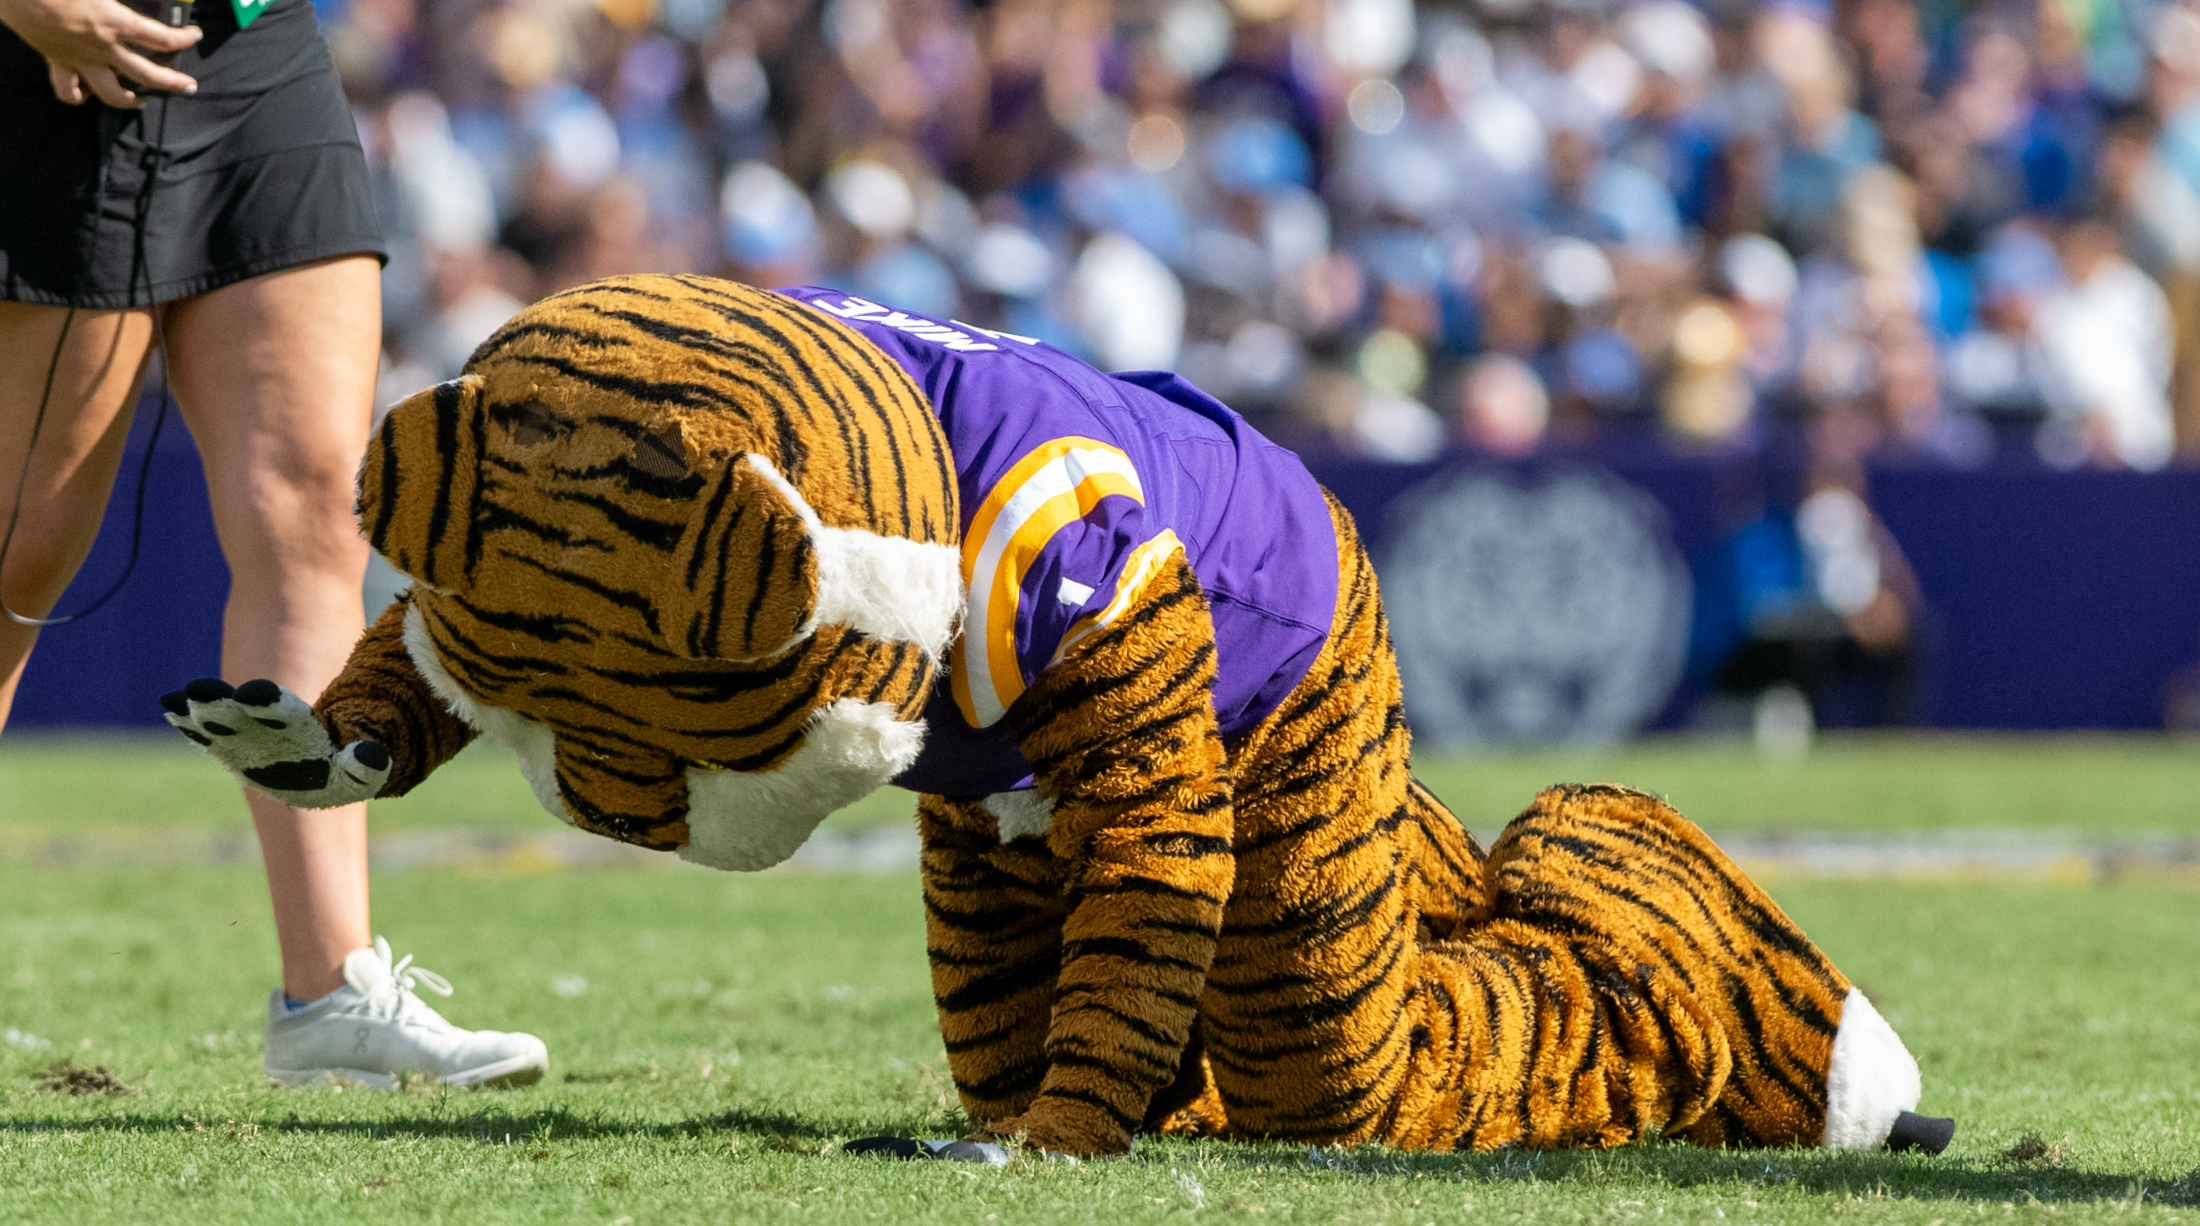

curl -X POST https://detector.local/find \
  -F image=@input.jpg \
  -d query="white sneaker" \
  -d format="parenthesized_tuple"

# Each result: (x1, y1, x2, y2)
(263, 937, 549, 1089)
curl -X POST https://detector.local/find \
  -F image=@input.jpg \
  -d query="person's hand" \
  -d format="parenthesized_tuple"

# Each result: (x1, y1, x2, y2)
(0, 0, 199, 107)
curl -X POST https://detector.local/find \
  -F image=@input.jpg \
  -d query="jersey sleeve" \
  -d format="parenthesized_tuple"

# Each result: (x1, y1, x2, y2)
(952, 437, 1186, 728)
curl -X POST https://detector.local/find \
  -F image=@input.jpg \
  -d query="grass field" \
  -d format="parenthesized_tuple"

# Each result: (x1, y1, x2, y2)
(7, 730, 2199, 838)
(2, 734, 2197, 1224)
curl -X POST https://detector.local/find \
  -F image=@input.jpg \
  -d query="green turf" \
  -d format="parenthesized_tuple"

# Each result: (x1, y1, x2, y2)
(4, 734, 2197, 1222)
(6, 731, 2200, 839)
(1, 859, 2195, 1224)
(0, 735, 920, 838)
(1407, 733, 2200, 837)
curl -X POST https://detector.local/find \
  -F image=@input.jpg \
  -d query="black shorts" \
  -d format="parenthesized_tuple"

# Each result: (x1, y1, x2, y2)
(0, 0, 385, 307)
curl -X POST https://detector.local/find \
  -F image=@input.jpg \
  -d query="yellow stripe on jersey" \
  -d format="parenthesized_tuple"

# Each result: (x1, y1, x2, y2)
(953, 438, 1144, 727)
(1052, 529, 1184, 665)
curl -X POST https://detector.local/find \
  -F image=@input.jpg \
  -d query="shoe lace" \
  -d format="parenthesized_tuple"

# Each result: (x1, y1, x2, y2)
(359, 950, 454, 1022)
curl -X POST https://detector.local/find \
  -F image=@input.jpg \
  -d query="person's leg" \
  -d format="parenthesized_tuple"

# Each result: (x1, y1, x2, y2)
(0, 302, 153, 722)
(160, 256, 380, 1000)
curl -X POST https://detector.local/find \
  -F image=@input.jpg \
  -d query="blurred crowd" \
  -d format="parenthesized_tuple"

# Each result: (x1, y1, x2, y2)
(338, 0, 2200, 470)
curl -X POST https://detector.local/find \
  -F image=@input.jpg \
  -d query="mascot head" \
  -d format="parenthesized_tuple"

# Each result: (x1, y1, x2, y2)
(360, 275, 962, 869)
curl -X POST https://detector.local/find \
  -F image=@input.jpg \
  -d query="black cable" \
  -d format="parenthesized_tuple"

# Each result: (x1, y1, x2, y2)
(0, 71, 179, 626)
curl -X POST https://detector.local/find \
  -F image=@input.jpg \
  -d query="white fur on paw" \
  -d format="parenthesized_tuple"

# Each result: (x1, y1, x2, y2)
(168, 683, 386, 808)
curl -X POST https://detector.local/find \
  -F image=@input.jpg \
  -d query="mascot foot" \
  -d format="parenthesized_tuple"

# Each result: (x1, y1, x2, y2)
(161, 678, 389, 807)
(1822, 988, 1927, 1150)
(843, 1137, 1011, 1165)
(1887, 1111, 1957, 1155)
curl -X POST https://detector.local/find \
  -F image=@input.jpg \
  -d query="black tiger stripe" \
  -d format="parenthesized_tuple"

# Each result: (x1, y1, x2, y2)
(935, 959, 1063, 1013)
(422, 378, 463, 584)
(473, 501, 619, 554)
(371, 412, 401, 564)
(685, 462, 738, 591)
(538, 487, 686, 551)
(592, 301, 885, 524)
(464, 388, 489, 577)
(418, 610, 567, 683)
(498, 550, 661, 633)
(500, 349, 749, 415)
(447, 597, 597, 646)
(750, 292, 938, 523)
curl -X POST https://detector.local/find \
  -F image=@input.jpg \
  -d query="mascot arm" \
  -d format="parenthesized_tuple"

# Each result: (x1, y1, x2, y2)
(162, 594, 476, 806)
(985, 551, 1235, 1157)
(917, 792, 1074, 1127)
(316, 595, 479, 795)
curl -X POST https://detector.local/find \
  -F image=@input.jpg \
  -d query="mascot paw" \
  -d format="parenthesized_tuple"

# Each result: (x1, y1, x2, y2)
(842, 1137, 1012, 1165)
(160, 678, 389, 807)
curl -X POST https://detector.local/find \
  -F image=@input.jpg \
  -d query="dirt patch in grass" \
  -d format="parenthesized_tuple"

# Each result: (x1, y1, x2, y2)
(38, 1059, 129, 1096)
(1998, 1131, 2071, 1167)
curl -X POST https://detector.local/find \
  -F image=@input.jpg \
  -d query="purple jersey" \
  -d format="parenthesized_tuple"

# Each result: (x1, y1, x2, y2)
(778, 287, 1338, 797)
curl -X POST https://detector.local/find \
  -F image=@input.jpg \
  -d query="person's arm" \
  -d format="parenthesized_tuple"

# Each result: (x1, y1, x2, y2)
(979, 550, 1235, 1156)
(0, 0, 198, 107)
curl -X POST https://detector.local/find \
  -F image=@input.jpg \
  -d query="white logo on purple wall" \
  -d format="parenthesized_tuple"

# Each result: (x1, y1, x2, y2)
(1381, 465, 1691, 748)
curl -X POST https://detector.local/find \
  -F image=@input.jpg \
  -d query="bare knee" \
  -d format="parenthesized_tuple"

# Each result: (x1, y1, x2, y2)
(0, 525, 103, 614)
(212, 457, 370, 587)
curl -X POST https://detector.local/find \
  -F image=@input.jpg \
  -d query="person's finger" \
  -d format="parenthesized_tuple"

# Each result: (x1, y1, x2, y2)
(46, 59, 87, 105)
(112, 9, 203, 53)
(80, 64, 143, 108)
(109, 45, 197, 94)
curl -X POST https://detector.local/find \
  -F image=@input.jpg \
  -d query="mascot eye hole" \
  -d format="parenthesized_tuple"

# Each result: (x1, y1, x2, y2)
(499, 401, 568, 447)
(631, 431, 689, 481)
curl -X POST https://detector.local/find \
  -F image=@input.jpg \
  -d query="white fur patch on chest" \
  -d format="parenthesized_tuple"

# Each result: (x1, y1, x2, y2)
(982, 789, 1056, 843)
(680, 698, 926, 871)
(403, 602, 573, 825)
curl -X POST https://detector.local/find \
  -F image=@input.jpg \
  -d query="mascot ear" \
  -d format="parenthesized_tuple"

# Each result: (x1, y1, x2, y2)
(358, 376, 485, 588)
(660, 453, 824, 660)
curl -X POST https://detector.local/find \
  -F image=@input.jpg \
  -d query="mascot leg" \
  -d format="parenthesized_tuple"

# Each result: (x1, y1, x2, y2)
(1485, 785, 1926, 1151)
(1413, 783, 1924, 1150)
(1404, 777, 1488, 943)
(1203, 497, 1926, 1152)
(1216, 767, 1926, 1152)
(1198, 497, 1482, 1146)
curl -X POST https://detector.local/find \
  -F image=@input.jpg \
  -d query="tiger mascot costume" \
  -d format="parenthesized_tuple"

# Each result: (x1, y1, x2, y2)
(165, 274, 1944, 1159)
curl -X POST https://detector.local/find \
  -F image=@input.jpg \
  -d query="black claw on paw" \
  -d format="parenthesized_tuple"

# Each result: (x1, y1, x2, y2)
(241, 759, 331, 792)
(843, 1137, 923, 1159)
(159, 690, 189, 716)
(177, 729, 212, 746)
(183, 678, 233, 703)
(352, 742, 390, 771)
(233, 679, 282, 706)
(1887, 1111, 1956, 1155)
(201, 721, 238, 736)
